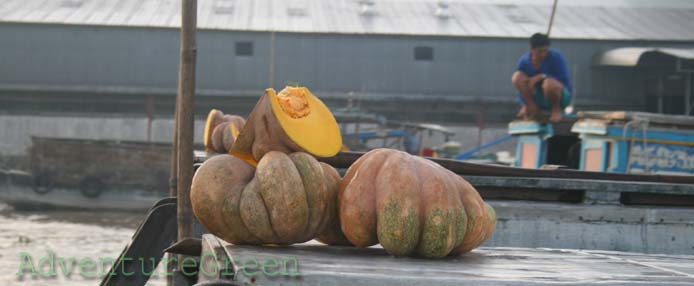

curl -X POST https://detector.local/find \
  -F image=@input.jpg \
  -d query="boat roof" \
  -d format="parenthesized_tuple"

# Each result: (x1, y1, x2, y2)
(577, 111, 694, 128)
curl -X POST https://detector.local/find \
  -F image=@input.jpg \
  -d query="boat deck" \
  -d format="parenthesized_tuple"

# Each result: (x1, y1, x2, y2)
(197, 234, 694, 286)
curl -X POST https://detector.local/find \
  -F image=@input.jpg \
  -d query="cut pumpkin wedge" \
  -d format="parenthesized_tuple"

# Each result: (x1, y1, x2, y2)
(230, 86, 342, 166)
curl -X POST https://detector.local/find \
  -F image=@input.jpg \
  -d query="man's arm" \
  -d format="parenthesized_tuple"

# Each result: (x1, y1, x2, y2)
(516, 54, 544, 88)
(547, 52, 571, 90)
(528, 73, 546, 88)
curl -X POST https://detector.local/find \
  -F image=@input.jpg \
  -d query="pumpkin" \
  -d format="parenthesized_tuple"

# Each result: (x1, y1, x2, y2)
(230, 86, 342, 166)
(315, 163, 352, 246)
(204, 109, 246, 154)
(203, 109, 224, 152)
(338, 148, 496, 258)
(190, 151, 339, 245)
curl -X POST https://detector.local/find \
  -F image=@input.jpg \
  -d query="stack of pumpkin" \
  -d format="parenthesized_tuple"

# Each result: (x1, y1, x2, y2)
(191, 86, 496, 258)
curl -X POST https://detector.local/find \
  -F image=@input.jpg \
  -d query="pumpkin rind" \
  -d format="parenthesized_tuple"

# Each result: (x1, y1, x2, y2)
(211, 122, 230, 153)
(191, 151, 335, 245)
(205, 111, 245, 154)
(339, 149, 391, 247)
(190, 154, 259, 244)
(203, 109, 224, 152)
(316, 162, 352, 245)
(339, 148, 494, 258)
(289, 152, 331, 242)
(375, 151, 421, 256)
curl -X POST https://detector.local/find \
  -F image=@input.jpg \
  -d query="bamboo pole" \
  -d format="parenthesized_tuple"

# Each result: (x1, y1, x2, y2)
(547, 0, 559, 35)
(176, 0, 197, 242)
(269, 30, 276, 87)
(169, 96, 179, 197)
(166, 92, 178, 286)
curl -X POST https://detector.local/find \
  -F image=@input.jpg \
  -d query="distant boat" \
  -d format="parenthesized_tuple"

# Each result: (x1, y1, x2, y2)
(0, 137, 178, 211)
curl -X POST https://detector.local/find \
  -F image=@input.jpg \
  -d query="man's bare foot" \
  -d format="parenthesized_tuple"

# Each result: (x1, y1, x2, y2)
(517, 105, 528, 118)
(549, 107, 562, 122)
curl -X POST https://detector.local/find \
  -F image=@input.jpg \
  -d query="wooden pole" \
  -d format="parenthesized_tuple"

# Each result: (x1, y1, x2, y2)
(166, 91, 178, 286)
(146, 95, 154, 142)
(547, 0, 559, 36)
(169, 96, 179, 197)
(685, 73, 692, 116)
(269, 31, 276, 87)
(176, 0, 197, 242)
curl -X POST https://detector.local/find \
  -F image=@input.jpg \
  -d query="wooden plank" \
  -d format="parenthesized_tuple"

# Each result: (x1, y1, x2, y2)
(208, 234, 694, 285)
(317, 152, 694, 184)
(198, 234, 234, 283)
(195, 151, 694, 185)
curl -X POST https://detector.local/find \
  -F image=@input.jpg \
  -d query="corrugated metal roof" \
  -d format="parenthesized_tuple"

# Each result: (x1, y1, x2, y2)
(595, 47, 694, 66)
(0, 0, 693, 41)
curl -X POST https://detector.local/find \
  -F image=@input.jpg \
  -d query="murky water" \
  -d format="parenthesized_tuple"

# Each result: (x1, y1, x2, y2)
(0, 203, 166, 286)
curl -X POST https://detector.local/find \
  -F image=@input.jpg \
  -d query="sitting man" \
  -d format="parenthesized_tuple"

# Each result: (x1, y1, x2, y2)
(512, 33, 573, 122)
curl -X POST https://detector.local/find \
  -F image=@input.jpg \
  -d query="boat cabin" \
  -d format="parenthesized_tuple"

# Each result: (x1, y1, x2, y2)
(510, 111, 694, 175)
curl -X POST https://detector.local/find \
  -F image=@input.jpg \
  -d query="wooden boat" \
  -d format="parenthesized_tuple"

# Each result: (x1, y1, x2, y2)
(99, 151, 694, 286)
(0, 137, 175, 210)
(511, 111, 694, 175)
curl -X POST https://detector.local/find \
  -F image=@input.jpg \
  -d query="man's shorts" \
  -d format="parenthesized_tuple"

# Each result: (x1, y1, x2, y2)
(518, 86, 573, 111)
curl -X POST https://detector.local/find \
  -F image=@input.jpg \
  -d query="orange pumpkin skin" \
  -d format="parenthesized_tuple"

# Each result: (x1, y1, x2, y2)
(211, 122, 231, 153)
(208, 114, 246, 154)
(189, 154, 259, 244)
(339, 148, 495, 258)
(222, 115, 246, 130)
(191, 152, 338, 245)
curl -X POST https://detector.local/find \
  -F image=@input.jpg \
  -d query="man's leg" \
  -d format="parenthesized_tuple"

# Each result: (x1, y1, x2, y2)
(542, 78, 565, 122)
(512, 71, 538, 118)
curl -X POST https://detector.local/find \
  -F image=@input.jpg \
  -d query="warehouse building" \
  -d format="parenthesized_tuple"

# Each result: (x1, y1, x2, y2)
(1, 0, 693, 155)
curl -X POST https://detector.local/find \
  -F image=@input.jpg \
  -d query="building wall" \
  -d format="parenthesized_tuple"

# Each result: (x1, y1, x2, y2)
(1, 23, 694, 115)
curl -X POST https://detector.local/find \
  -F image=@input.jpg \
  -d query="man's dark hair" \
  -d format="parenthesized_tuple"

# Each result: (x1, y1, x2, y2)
(530, 33, 550, 48)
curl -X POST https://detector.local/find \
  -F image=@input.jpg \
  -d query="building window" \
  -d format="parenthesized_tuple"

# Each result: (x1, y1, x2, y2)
(235, 41, 253, 56)
(414, 46, 433, 61)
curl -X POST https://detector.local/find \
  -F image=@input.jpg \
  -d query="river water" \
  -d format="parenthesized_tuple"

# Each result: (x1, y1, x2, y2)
(0, 203, 166, 286)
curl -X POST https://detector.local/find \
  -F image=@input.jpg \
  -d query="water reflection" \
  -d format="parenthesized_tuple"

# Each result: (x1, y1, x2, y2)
(0, 203, 165, 286)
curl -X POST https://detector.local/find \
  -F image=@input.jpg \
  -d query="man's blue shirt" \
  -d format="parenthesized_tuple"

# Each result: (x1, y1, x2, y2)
(517, 48, 572, 92)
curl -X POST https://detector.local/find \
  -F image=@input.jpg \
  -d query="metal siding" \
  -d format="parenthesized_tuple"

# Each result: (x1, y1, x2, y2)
(1, 23, 694, 112)
(0, 25, 179, 88)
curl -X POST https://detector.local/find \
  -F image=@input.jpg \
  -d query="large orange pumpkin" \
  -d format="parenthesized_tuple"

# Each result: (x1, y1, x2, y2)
(190, 151, 340, 244)
(338, 148, 496, 258)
